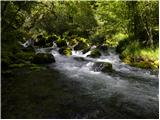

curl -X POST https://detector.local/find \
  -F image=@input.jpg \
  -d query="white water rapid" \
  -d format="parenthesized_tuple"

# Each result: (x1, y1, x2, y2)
(36, 46, 159, 118)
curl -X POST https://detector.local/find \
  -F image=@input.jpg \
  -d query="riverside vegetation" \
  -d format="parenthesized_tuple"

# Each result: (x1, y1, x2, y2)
(1, 1, 159, 119)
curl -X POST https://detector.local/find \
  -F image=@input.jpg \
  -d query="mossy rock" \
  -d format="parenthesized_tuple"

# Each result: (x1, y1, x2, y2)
(154, 60, 159, 67)
(22, 46, 35, 52)
(92, 62, 113, 72)
(82, 47, 91, 54)
(32, 53, 55, 64)
(87, 49, 101, 58)
(56, 40, 67, 48)
(47, 35, 58, 43)
(34, 35, 46, 47)
(97, 45, 108, 53)
(74, 42, 87, 51)
(45, 35, 59, 47)
(58, 47, 72, 56)
(69, 39, 78, 46)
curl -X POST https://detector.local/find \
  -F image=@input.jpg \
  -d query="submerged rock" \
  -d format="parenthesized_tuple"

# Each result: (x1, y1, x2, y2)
(87, 49, 101, 58)
(92, 62, 112, 72)
(32, 53, 55, 64)
(73, 57, 86, 62)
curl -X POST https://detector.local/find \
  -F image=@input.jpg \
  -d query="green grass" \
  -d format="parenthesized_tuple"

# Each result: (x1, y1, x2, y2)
(106, 33, 128, 47)
(139, 48, 159, 61)
(120, 41, 159, 69)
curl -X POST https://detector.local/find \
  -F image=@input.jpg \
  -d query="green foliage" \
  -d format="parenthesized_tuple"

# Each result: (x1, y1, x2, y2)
(58, 47, 72, 56)
(119, 40, 159, 69)
(15, 51, 34, 61)
(74, 41, 88, 51)
(1, 1, 159, 70)
(88, 49, 101, 58)
(32, 53, 55, 64)
(56, 39, 67, 48)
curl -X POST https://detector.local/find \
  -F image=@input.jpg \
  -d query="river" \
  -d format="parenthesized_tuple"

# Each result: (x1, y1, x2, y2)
(44, 46, 159, 118)
(2, 45, 158, 118)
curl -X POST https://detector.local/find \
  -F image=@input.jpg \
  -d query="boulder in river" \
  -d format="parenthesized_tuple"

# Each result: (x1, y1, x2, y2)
(22, 46, 35, 52)
(32, 53, 55, 64)
(58, 47, 72, 56)
(82, 47, 91, 54)
(34, 35, 46, 47)
(97, 45, 108, 53)
(87, 49, 101, 58)
(56, 40, 67, 48)
(45, 35, 59, 47)
(92, 62, 112, 72)
(74, 41, 87, 51)
(73, 57, 86, 62)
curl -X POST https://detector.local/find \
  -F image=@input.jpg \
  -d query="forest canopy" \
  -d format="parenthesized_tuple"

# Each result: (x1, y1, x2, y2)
(1, 0, 159, 69)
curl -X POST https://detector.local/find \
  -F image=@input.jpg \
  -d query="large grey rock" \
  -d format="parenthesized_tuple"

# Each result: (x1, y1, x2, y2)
(92, 62, 112, 72)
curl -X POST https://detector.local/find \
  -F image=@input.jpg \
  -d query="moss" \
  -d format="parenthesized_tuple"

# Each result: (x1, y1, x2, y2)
(15, 51, 34, 61)
(56, 40, 67, 48)
(69, 38, 78, 46)
(22, 46, 35, 52)
(101, 62, 113, 72)
(74, 41, 87, 50)
(92, 62, 113, 72)
(9, 63, 26, 68)
(32, 53, 55, 64)
(58, 47, 72, 56)
(47, 35, 58, 43)
(88, 49, 101, 58)
(82, 47, 91, 54)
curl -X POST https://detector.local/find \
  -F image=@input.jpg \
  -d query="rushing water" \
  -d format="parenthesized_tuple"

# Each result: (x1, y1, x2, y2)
(19, 41, 159, 118)
(35, 46, 159, 118)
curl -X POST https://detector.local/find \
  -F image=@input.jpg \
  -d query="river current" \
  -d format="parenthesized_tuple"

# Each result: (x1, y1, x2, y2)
(34, 45, 159, 118)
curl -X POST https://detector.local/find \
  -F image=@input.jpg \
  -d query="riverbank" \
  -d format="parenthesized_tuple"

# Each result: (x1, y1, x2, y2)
(1, 35, 159, 119)
(116, 40, 159, 70)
